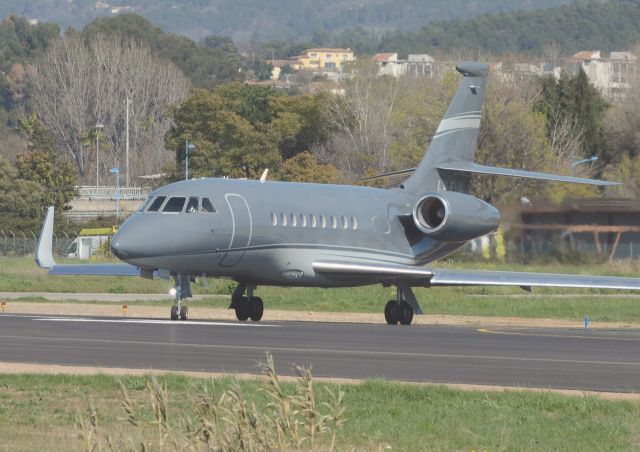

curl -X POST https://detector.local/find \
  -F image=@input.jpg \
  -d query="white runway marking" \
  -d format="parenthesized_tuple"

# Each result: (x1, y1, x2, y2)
(33, 317, 279, 327)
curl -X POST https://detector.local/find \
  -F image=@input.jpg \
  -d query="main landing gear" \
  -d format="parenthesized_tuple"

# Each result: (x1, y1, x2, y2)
(170, 273, 192, 321)
(384, 284, 423, 326)
(229, 283, 264, 321)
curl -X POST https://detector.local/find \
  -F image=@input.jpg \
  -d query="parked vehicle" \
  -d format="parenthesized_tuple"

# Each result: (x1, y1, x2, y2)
(65, 227, 116, 259)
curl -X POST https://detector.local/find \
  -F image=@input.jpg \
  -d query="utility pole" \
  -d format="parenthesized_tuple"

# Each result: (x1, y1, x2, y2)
(125, 97, 131, 187)
(96, 123, 103, 188)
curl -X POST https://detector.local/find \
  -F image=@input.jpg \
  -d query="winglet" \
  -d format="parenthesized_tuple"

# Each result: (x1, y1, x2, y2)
(35, 206, 57, 269)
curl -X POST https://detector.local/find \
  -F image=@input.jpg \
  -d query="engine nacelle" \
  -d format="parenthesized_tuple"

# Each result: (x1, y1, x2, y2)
(412, 192, 500, 242)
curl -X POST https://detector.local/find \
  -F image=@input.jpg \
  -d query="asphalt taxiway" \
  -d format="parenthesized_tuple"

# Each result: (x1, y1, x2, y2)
(0, 314, 638, 392)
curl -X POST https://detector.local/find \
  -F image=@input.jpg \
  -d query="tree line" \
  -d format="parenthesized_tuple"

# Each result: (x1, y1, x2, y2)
(258, 0, 640, 59)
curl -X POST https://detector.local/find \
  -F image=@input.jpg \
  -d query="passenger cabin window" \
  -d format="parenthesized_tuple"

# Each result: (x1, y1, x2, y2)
(201, 198, 216, 213)
(300, 214, 307, 227)
(271, 212, 277, 226)
(281, 213, 287, 226)
(147, 196, 166, 212)
(351, 216, 358, 230)
(311, 214, 317, 228)
(185, 197, 199, 213)
(290, 213, 297, 227)
(163, 197, 186, 213)
(341, 216, 348, 229)
(330, 215, 337, 229)
(320, 215, 326, 229)
(138, 197, 154, 212)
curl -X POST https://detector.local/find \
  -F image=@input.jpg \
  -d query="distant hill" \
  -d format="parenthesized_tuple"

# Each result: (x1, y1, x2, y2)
(0, 0, 573, 42)
(374, 0, 640, 56)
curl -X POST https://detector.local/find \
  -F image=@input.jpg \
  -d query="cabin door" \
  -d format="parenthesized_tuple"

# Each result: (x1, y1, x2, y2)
(219, 193, 252, 267)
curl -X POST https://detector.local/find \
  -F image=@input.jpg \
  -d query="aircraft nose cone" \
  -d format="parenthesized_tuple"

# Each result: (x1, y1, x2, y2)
(110, 238, 129, 259)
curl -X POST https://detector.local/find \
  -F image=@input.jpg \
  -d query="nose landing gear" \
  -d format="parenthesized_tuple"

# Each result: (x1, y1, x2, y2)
(229, 283, 264, 321)
(170, 274, 192, 321)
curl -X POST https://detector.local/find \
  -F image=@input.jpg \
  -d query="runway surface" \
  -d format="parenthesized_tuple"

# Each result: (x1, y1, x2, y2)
(0, 314, 639, 392)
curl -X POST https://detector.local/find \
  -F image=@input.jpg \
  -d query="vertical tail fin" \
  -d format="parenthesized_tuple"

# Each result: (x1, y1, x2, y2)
(402, 62, 489, 195)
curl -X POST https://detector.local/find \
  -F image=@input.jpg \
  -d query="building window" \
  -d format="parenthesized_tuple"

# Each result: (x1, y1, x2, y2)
(326, 53, 332, 58)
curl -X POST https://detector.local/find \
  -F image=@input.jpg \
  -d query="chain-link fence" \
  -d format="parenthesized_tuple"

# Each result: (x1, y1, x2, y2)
(0, 230, 81, 258)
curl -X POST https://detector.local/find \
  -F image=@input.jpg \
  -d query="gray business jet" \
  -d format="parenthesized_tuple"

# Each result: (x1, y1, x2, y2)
(35, 62, 640, 325)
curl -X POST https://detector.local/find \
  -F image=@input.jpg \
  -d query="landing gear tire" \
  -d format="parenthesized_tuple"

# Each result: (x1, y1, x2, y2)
(170, 305, 179, 321)
(384, 300, 399, 325)
(398, 301, 414, 326)
(235, 296, 250, 321)
(250, 297, 264, 321)
(180, 305, 188, 321)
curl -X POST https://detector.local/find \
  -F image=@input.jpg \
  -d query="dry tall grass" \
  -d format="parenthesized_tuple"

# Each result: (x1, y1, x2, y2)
(75, 353, 347, 451)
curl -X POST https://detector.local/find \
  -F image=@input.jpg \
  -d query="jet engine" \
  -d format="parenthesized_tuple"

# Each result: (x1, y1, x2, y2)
(412, 192, 500, 242)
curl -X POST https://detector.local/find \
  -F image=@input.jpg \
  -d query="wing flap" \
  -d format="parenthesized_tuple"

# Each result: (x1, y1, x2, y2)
(313, 260, 433, 281)
(314, 260, 640, 290)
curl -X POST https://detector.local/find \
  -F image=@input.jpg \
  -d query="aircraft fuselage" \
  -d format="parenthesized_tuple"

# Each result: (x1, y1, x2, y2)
(111, 178, 464, 287)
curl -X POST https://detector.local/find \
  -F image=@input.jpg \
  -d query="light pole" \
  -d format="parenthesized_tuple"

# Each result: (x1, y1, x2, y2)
(96, 123, 103, 188)
(185, 140, 196, 180)
(125, 97, 131, 187)
(571, 156, 598, 175)
(110, 167, 120, 222)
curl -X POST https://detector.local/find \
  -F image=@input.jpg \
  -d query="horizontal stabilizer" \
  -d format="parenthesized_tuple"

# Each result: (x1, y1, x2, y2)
(437, 161, 620, 186)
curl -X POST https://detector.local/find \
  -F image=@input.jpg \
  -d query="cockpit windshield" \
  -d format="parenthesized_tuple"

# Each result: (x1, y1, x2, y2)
(201, 198, 216, 213)
(142, 195, 216, 214)
(185, 197, 199, 213)
(163, 197, 186, 213)
(138, 196, 155, 212)
(147, 196, 166, 212)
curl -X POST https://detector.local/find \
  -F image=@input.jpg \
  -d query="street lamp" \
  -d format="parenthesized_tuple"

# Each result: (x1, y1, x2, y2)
(185, 140, 196, 180)
(110, 167, 120, 222)
(96, 123, 103, 188)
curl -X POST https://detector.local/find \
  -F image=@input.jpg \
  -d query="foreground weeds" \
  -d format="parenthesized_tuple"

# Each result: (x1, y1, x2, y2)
(75, 354, 346, 451)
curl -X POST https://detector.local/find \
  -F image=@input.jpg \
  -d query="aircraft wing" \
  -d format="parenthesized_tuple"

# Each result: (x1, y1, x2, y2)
(313, 260, 640, 290)
(35, 206, 146, 277)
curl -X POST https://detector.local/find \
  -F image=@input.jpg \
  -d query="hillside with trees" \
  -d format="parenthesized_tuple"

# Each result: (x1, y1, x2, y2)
(261, 0, 640, 58)
(0, 0, 572, 42)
